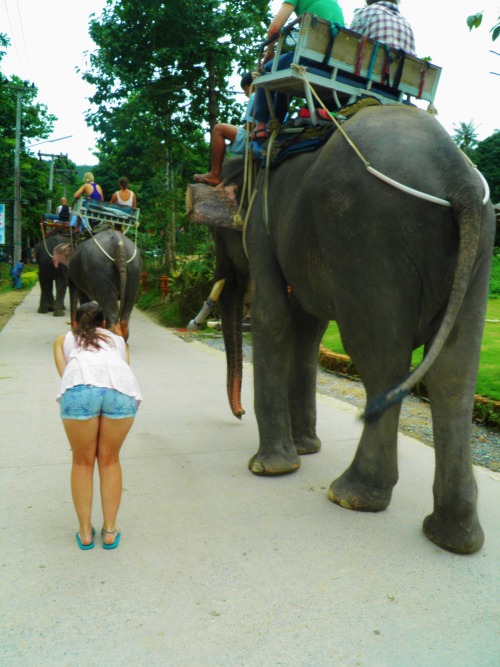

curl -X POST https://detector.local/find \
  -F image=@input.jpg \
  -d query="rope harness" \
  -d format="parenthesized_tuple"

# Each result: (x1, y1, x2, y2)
(81, 219, 139, 264)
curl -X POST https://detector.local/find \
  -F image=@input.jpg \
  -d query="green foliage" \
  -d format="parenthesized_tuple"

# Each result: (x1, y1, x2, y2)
(452, 120, 479, 157)
(0, 38, 78, 253)
(136, 290, 186, 328)
(79, 1, 271, 270)
(84, 0, 270, 135)
(490, 250, 500, 296)
(467, 11, 500, 40)
(474, 130, 500, 205)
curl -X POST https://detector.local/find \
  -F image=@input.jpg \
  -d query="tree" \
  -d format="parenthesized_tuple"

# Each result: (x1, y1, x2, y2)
(82, 1, 270, 267)
(0, 35, 59, 257)
(451, 120, 479, 157)
(83, 0, 270, 136)
(474, 130, 500, 205)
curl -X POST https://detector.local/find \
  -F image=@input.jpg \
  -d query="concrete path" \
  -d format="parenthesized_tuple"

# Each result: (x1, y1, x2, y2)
(1, 285, 499, 666)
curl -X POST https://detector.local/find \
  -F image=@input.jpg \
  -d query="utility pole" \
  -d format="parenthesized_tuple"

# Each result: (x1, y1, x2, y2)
(6, 79, 35, 264)
(38, 152, 68, 213)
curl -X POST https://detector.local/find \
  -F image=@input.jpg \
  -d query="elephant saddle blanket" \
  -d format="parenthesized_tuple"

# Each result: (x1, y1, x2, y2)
(267, 95, 382, 169)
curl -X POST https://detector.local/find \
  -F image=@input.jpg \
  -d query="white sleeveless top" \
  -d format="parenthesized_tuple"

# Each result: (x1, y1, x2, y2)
(57, 328, 142, 403)
(116, 190, 134, 206)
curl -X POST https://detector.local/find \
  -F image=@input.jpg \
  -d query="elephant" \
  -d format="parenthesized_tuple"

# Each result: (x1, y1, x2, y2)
(34, 229, 69, 316)
(54, 228, 142, 339)
(200, 104, 495, 555)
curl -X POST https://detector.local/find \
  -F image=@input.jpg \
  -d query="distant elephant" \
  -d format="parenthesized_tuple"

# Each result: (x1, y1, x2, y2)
(54, 229, 141, 339)
(34, 230, 69, 316)
(199, 105, 495, 555)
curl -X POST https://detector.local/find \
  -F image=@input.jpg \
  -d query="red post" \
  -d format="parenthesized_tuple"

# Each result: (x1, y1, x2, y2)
(160, 274, 170, 302)
(141, 271, 148, 294)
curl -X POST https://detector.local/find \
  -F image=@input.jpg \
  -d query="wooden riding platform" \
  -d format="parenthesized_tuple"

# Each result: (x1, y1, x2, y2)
(255, 12, 441, 124)
(72, 198, 140, 235)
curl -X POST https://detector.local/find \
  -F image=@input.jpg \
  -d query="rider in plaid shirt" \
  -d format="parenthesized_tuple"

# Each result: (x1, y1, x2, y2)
(350, 0, 416, 55)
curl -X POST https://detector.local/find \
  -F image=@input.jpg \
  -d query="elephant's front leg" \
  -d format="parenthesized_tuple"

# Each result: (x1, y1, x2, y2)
(288, 297, 328, 455)
(327, 311, 409, 511)
(249, 275, 300, 476)
(53, 270, 67, 317)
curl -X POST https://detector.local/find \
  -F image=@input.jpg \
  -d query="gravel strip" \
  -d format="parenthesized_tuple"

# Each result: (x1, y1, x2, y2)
(179, 330, 499, 473)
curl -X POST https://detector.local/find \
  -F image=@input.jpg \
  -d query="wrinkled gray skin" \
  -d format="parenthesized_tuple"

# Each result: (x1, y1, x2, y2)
(214, 105, 495, 554)
(67, 229, 141, 340)
(34, 230, 68, 316)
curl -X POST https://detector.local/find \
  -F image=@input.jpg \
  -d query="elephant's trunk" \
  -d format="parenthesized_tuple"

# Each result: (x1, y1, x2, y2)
(364, 193, 484, 422)
(219, 275, 246, 419)
(115, 237, 128, 337)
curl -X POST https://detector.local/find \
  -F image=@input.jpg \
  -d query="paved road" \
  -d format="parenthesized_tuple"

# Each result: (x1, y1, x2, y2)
(1, 285, 499, 666)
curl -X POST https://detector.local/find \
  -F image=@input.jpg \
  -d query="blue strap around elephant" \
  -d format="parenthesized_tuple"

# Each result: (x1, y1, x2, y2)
(267, 125, 335, 169)
(367, 42, 380, 81)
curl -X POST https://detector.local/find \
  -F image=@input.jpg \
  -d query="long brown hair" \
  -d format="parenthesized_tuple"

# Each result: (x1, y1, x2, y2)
(72, 301, 113, 350)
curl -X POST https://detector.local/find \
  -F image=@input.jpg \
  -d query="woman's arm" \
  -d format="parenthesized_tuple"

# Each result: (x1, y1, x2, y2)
(74, 184, 88, 199)
(110, 191, 118, 204)
(54, 334, 68, 377)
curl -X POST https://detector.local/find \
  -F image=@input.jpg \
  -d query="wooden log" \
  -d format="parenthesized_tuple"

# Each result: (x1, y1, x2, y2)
(186, 183, 245, 231)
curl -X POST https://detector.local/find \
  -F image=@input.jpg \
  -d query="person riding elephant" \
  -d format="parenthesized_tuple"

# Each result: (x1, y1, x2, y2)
(74, 172, 104, 202)
(190, 104, 495, 555)
(34, 230, 68, 316)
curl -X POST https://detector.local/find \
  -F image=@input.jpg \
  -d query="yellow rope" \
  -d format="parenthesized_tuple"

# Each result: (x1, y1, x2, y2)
(291, 64, 370, 167)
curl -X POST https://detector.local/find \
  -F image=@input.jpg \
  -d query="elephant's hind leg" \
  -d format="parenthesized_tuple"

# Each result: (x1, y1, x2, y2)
(328, 403, 401, 512)
(422, 327, 486, 553)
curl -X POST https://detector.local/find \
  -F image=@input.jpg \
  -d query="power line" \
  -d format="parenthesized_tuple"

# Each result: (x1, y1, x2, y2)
(15, 0, 30, 66)
(2, 0, 21, 62)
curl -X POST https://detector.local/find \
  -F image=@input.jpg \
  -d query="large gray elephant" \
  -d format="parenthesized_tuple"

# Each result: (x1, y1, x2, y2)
(55, 229, 141, 339)
(203, 105, 495, 555)
(34, 230, 69, 315)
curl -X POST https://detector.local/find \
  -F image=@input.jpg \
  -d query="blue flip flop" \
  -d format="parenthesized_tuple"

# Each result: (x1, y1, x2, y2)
(102, 528, 121, 550)
(76, 527, 95, 550)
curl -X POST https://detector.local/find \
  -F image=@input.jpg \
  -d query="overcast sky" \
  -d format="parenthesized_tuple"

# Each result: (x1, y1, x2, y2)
(0, 0, 498, 165)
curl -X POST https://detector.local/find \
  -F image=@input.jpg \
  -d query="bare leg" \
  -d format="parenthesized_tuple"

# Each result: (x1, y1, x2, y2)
(97, 416, 134, 544)
(63, 417, 99, 545)
(195, 124, 237, 185)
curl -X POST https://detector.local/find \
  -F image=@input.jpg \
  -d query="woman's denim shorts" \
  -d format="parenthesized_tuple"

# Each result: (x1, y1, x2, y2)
(60, 385, 139, 420)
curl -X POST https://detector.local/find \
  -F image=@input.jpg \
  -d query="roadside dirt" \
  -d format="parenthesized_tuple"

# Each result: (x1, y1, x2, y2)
(0, 290, 28, 332)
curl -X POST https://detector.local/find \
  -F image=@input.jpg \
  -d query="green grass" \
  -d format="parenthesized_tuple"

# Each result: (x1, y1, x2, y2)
(321, 299, 500, 401)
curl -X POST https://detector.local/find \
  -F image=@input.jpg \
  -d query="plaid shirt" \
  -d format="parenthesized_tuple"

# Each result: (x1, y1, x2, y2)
(350, 1, 416, 55)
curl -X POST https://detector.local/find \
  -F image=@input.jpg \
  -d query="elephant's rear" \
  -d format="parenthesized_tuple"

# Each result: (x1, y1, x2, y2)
(312, 105, 495, 418)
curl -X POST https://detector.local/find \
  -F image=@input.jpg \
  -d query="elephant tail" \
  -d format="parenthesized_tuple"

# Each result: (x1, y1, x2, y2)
(115, 235, 128, 335)
(363, 196, 483, 423)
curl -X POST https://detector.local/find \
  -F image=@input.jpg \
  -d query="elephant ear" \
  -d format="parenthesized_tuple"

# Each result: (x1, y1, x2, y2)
(185, 183, 245, 231)
(52, 243, 73, 268)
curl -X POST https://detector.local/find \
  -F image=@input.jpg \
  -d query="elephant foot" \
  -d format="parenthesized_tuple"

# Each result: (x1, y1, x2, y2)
(48, 306, 54, 312)
(248, 450, 301, 476)
(423, 510, 484, 555)
(328, 467, 393, 512)
(37, 307, 48, 314)
(53, 308, 65, 317)
(295, 435, 321, 456)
